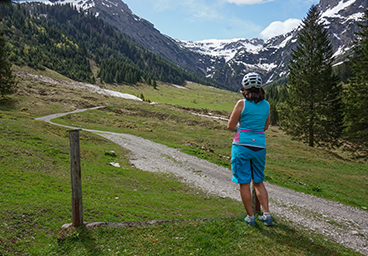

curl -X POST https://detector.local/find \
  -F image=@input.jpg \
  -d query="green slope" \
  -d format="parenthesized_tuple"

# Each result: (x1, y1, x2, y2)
(0, 67, 365, 255)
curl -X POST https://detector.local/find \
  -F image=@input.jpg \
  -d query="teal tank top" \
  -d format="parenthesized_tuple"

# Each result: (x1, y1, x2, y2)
(232, 99, 270, 148)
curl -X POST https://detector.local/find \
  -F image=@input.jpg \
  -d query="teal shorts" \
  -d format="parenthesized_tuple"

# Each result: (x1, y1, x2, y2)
(231, 144, 266, 184)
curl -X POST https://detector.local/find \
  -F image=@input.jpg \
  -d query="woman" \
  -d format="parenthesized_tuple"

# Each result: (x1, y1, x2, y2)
(227, 72, 272, 226)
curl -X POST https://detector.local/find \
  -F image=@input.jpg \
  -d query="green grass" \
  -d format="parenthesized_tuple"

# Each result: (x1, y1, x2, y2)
(0, 112, 243, 255)
(265, 129, 368, 209)
(54, 217, 354, 256)
(54, 104, 232, 168)
(0, 68, 366, 255)
(12, 64, 74, 81)
(104, 82, 239, 111)
(53, 103, 368, 211)
(1, 112, 358, 255)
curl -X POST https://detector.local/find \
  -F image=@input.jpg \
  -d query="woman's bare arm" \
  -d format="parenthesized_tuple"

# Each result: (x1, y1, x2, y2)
(264, 104, 271, 131)
(227, 100, 244, 131)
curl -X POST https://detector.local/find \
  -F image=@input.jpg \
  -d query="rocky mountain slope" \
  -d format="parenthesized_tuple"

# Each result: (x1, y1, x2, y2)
(62, 0, 211, 76)
(33, 0, 367, 90)
(204, 0, 366, 87)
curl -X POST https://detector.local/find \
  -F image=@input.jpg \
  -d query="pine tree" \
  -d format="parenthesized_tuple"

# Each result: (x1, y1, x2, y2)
(151, 79, 157, 89)
(269, 101, 279, 126)
(345, 9, 368, 156)
(0, 21, 17, 99)
(115, 70, 124, 84)
(281, 5, 344, 148)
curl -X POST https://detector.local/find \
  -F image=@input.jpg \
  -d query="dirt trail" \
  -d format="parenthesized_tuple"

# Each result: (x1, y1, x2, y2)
(36, 108, 368, 255)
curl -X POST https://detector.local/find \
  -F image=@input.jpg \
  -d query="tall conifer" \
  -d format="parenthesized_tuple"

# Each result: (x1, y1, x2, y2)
(345, 9, 368, 156)
(0, 20, 17, 99)
(281, 5, 343, 148)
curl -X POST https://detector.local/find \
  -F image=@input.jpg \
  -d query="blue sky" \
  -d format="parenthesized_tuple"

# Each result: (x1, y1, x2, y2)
(122, 0, 319, 41)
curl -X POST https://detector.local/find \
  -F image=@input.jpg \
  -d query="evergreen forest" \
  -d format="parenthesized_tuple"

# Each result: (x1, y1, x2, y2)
(0, 2, 219, 87)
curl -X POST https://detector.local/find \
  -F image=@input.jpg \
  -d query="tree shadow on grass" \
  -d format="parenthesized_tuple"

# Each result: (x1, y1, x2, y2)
(258, 219, 358, 256)
(57, 226, 103, 255)
(0, 97, 17, 110)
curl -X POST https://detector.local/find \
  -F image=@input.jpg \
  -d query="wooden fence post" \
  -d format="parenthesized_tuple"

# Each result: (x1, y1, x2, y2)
(251, 182, 261, 214)
(68, 129, 83, 227)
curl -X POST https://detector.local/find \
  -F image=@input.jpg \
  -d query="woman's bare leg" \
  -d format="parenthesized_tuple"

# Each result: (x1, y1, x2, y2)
(253, 182, 269, 213)
(240, 183, 253, 216)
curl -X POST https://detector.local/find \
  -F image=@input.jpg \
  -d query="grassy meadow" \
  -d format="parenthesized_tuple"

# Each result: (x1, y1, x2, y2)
(0, 67, 366, 255)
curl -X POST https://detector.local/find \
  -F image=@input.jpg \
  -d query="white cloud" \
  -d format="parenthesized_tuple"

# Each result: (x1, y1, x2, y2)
(226, 0, 273, 5)
(260, 18, 301, 39)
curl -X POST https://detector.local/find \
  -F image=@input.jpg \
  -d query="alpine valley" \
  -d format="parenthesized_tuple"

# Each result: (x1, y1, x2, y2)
(10, 0, 368, 90)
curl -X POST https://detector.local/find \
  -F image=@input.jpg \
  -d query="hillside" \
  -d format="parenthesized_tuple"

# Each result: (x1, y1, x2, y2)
(39, 0, 367, 90)
(1, 0, 368, 253)
(0, 65, 367, 254)
(4, 0, 365, 91)
(0, 2, 220, 89)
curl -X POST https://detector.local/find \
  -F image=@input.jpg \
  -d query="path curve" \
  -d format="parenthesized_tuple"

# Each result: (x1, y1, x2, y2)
(36, 108, 368, 255)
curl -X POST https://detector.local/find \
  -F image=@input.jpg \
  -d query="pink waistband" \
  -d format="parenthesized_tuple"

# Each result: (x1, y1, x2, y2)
(240, 129, 264, 133)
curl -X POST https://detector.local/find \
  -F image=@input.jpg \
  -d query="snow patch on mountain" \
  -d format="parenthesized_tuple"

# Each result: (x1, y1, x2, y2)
(278, 35, 294, 49)
(175, 38, 263, 62)
(321, 0, 356, 18)
(333, 45, 352, 57)
(321, 0, 364, 25)
(347, 12, 365, 22)
(104, 0, 118, 7)
(24, 0, 95, 11)
(236, 61, 278, 72)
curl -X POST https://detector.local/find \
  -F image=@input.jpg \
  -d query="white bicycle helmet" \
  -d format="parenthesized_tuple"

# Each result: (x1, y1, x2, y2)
(241, 72, 263, 89)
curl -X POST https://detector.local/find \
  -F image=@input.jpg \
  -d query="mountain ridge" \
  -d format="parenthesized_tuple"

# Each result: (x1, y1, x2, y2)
(14, 0, 367, 90)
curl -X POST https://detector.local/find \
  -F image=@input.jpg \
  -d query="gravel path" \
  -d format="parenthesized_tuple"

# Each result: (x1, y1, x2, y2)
(36, 108, 368, 255)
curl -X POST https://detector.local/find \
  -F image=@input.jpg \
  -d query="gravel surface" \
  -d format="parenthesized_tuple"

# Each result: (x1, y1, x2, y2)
(36, 108, 368, 255)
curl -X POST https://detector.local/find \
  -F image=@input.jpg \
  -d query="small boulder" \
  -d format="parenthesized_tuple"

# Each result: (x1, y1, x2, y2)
(109, 162, 120, 168)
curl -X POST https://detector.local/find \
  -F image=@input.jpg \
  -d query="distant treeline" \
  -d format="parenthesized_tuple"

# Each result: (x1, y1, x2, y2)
(0, 3, 219, 87)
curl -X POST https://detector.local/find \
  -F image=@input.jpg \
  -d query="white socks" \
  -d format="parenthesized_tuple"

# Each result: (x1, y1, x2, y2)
(263, 212, 271, 217)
